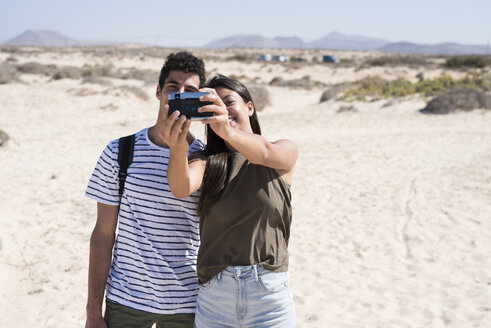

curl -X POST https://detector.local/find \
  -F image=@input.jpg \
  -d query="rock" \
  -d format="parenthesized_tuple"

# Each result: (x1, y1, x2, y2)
(247, 85, 271, 112)
(0, 63, 19, 84)
(337, 105, 358, 113)
(320, 86, 341, 102)
(421, 88, 491, 114)
(0, 130, 9, 146)
(269, 76, 284, 86)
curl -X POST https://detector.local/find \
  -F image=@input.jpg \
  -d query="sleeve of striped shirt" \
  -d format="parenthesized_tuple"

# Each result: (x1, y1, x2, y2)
(85, 141, 120, 206)
(190, 137, 205, 152)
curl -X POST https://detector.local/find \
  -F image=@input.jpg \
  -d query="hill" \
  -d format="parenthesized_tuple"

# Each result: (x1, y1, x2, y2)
(203, 35, 306, 48)
(4, 30, 83, 47)
(204, 32, 489, 55)
(308, 31, 388, 50)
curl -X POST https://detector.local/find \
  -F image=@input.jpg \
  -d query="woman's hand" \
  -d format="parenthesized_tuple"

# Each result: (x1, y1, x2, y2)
(158, 104, 191, 154)
(198, 88, 233, 140)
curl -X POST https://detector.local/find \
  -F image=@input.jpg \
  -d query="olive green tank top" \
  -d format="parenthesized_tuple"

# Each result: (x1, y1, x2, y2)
(197, 153, 292, 284)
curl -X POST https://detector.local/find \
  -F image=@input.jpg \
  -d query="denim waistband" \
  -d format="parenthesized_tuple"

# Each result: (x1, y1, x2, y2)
(218, 265, 259, 281)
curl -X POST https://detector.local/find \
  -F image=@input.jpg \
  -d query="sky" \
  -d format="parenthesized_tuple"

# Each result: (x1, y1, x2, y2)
(1, 0, 490, 47)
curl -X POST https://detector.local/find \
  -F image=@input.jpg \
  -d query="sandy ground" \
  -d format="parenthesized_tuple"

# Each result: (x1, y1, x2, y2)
(1, 49, 491, 328)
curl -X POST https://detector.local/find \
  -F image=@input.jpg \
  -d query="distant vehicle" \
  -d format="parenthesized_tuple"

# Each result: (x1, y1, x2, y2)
(322, 55, 339, 63)
(272, 55, 290, 62)
(291, 56, 307, 62)
(258, 54, 272, 62)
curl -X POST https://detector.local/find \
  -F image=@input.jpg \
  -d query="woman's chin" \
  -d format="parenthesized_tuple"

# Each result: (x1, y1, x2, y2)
(229, 120, 238, 128)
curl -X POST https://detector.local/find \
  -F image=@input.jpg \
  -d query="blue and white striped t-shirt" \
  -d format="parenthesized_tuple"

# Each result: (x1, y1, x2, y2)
(85, 127, 205, 314)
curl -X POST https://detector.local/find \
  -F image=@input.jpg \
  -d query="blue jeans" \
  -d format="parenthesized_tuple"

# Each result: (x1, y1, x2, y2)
(194, 265, 296, 328)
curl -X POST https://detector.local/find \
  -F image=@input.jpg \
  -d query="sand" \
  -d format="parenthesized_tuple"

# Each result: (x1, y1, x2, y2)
(0, 47, 490, 328)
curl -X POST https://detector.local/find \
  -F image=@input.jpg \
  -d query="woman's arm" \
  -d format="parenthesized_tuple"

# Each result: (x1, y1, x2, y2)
(225, 129, 298, 173)
(159, 106, 206, 198)
(199, 89, 298, 174)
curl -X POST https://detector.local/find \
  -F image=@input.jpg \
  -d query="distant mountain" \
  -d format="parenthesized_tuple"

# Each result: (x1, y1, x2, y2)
(205, 32, 386, 50)
(204, 32, 489, 55)
(273, 36, 306, 48)
(204, 35, 275, 48)
(379, 42, 489, 55)
(204, 35, 306, 48)
(3, 30, 83, 47)
(309, 31, 388, 50)
(5, 30, 488, 55)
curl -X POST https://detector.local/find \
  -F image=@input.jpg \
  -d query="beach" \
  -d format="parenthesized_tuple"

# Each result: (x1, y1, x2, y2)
(0, 47, 490, 327)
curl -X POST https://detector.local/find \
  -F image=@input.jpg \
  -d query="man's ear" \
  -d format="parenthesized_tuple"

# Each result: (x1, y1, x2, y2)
(156, 84, 162, 100)
(247, 101, 255, 117)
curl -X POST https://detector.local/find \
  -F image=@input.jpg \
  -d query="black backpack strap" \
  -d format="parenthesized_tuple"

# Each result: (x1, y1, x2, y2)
(117, 134, 135, 200)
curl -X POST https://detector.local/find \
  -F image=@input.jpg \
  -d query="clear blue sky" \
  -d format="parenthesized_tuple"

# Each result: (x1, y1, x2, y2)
(1, 0, 490, 47)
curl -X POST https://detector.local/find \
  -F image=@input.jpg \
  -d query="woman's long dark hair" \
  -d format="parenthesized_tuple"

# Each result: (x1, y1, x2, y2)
(193, 75, 261, 218)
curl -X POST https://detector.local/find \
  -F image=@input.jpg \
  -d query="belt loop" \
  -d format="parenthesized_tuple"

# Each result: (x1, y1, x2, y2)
(217, 271, 222, 280)
(253, 265, 259, 282)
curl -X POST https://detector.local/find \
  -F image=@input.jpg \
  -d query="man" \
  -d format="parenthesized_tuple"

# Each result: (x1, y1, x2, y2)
(85, 52, 206, 328)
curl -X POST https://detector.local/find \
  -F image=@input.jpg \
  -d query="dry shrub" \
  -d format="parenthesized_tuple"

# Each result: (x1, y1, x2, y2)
(0, 63, 19, 84)
(82, 76, 114, 87)
(100, 103, 118, 111)
(444, 56, 490, 69)
(52, 66, 83, 80)
(82, 64, 116, 78)
(119, 85, 150, 101)
(340, 74, 491, 101)
(382, 99, 399, 108)
(228, 74, 247, 81)
(16, 62, 58, 76)
(69, 87, 99, 97)
(269, 75, 321, 89)
(337, 105, 358, 113)
(0, 130, 9, 147)
(366, 56, 430, 67)
(226, 54, 250, 61)
(247, 85, 271, 112)
(422, 88, 491, 114)
(121, 68, 157, 84)
(283, 78, 318, 89)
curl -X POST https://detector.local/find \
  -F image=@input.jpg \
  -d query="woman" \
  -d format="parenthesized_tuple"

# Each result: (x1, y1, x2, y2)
(160, 75, 298, 327)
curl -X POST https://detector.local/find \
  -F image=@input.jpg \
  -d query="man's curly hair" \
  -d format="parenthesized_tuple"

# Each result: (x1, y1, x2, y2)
(158, 51, 206, 89)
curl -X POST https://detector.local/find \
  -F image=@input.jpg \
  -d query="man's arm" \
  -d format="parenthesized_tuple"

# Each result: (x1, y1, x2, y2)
(85, 203, 119, 328)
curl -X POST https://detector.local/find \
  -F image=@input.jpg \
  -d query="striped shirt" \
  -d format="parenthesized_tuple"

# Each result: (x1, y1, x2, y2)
(85, 127, 205, 314)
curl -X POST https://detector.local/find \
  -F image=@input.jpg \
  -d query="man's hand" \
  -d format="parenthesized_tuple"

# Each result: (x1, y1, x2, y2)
(158, 104, 191, 154)
(85, 314, 107, 328)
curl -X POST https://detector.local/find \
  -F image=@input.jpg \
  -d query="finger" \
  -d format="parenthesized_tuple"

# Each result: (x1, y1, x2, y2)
(198, 104, 227, 115)
(170, 115, 187, 136)
(164, 109, 180, 130)
(161, 104, 169, 117)
(200, 94, 222, 105)
(168, 107, 180, 120)
(157, 105, 175, 139)
(199, 92, 224, 106)
(199, 87, 217, 95)
(178, 120, 191, 143)
(200, 115, 226, 125)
